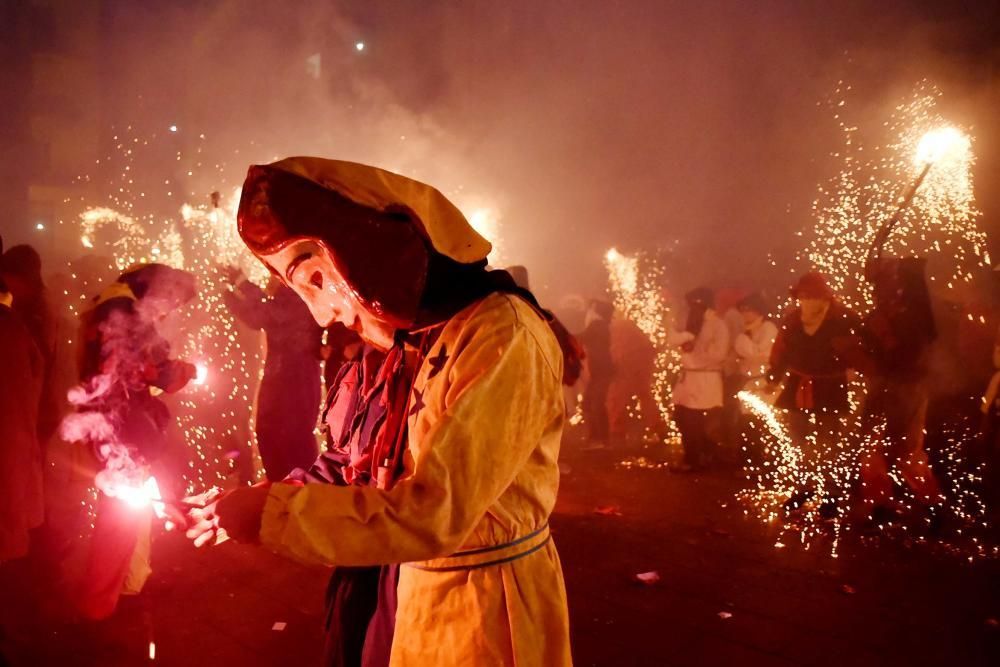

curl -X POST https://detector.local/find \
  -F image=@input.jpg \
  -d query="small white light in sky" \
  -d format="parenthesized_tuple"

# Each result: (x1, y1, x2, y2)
(35, 222, 45, 230)
(355, 41, 365, 51)
(169, 125, 178, 132)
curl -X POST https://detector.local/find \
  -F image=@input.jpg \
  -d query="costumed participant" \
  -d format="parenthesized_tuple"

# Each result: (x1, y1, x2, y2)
(732, 293, 777, 463)
(857, 258, 941, 515)
(1, 244, 81, 582)
(0, 242, 43, 666)
(185, 158, 572, 667)
(223, 271, 323, 481)
(70, 263, 197, 620)
(0, 239, 45, 564)
(670, 287, 729, 472)
(608, 312, 656, 446)
(578, 299, 614, 448)
(769, 272, 861, 514)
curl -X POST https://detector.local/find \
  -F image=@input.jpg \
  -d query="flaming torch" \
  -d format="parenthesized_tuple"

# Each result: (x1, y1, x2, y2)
(866, 126, 970, 277)
(193, 362, 209, 386)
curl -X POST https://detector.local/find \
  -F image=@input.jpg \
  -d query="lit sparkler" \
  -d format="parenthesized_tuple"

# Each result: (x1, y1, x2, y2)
(604, 247, 680, 440)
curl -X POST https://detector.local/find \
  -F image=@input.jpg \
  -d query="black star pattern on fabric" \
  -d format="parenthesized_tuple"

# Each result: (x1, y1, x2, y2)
(408, 388, 425, 419)
(427, 344, 449, 380)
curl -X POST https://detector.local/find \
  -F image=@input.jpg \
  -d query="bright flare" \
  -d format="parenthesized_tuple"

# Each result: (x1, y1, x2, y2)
(915, 126, 968, 166)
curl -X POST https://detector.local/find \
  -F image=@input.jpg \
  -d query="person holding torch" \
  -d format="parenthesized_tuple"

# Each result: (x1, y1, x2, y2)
(185, 158, 572, 666)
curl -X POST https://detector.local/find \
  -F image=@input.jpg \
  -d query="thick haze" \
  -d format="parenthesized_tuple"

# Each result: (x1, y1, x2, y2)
(11, 0, 1000, 304)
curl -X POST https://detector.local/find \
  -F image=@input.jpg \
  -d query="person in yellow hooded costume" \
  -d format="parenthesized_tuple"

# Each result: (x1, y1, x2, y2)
(186, 157, 572, 666)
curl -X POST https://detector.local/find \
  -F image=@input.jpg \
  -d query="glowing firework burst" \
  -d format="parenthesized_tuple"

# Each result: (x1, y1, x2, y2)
(604, 247, 679, 439)
(741, 83, 995, 559)
(799, 82, 986, 312)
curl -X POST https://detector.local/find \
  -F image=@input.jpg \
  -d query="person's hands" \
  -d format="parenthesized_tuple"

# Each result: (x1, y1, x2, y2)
(184, 483, 270, 548)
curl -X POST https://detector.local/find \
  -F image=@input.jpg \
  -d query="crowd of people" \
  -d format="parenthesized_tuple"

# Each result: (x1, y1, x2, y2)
(1, 157, 999, 665)
(565, 258, 1000, 524)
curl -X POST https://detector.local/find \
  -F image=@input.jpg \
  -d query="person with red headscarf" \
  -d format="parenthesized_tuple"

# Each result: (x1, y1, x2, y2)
(769, 272, 861, 514)
(185, 158, 571, 666)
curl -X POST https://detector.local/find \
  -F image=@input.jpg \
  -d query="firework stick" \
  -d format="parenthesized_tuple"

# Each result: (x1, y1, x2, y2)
(865, 161, 932, 279)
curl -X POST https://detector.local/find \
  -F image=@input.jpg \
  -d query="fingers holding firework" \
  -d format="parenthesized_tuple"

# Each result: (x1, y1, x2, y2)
(184, 483, 270, 547)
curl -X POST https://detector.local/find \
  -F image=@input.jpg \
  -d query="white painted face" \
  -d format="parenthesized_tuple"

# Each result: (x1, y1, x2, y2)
(261, 239, 396, 351)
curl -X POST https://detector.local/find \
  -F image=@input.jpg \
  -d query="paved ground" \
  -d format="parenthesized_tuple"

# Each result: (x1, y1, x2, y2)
(2, 435, 999, 666)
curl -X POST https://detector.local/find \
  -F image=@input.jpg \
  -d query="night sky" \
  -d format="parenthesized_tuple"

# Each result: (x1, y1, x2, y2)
(2, 0, 998, 302)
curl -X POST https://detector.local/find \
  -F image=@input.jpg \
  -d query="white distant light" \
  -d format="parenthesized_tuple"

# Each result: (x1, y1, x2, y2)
(355, 41, 365, 51)
(169, 125, 178, 132)
(35, 222, 45, 231)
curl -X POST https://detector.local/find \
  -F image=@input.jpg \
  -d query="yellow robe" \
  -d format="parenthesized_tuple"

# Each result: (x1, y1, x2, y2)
(260, 292, 572, 666)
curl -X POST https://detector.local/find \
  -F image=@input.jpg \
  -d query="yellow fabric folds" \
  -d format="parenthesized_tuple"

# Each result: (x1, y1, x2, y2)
(264, 157, 493, 264)
(260, 292, 571, 666)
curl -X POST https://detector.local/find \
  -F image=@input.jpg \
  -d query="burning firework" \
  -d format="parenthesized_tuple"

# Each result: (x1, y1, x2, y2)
(798, 82, 986, 312)
(60, 126, 269, 505)
(740, 83, 994, 559)
(604, 247, 680, 439)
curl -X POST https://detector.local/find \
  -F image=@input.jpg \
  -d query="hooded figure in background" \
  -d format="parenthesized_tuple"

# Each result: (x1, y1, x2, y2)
(185, 158, 571, 667)
(72, 263, 198, 620)
(0, 244, 69, 448)
(223, 272, 323, 481)
(0, 238, 44, 563)
(1, 244, 83, 577)
(578, 299, 614, 447)
(858, 258, 941, 511)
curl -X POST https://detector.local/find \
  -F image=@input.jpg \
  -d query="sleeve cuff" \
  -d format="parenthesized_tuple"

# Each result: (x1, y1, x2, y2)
(259, 481, 300, 552)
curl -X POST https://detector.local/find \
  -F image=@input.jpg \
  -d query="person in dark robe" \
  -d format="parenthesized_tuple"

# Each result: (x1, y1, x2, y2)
(769, 272, 862, 515)
(0, 245, 64, 447)
(1, 244, 82, 580)
(223, 272, 323, 481)
(857, 258, 941, 514)
(0, 244, 43, 666)
(578, 299, 614, 448)
(0, 244, 45, 564)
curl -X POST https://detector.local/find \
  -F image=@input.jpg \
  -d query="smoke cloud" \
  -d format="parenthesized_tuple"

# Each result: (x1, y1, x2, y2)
(20, 1, 1000, 304)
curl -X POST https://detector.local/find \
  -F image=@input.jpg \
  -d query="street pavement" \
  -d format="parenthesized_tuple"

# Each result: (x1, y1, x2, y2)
(2, 433, 999, 666)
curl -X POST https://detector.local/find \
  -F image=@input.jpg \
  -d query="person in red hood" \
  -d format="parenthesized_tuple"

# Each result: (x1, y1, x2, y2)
(769, 272, 861, 515)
